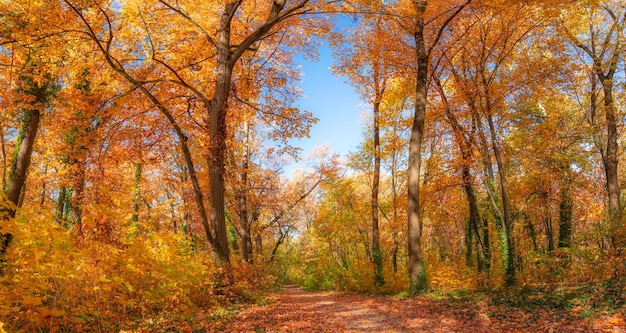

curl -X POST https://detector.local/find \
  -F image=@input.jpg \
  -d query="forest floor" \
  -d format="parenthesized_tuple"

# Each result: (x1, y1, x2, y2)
(207, 285, 626, 333)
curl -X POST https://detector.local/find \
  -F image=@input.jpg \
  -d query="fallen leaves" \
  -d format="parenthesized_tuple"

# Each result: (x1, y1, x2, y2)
(208, 286, 626, 333)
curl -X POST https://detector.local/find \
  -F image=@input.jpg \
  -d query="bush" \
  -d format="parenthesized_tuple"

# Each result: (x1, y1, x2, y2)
(0, 207, 272, 332)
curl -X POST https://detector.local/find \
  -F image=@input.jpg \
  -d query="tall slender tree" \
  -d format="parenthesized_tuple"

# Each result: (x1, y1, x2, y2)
(560, 0, 625, 226)
(399, 0, 472, 294)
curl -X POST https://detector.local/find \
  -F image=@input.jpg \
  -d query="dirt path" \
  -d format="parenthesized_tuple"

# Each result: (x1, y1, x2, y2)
(222, 286, 624, 332)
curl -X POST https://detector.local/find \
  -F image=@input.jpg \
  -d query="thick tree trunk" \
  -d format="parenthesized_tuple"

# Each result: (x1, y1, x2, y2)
(407, 0, 428, 294)
(207, 138, 230, 264)
(201, 0, 245, 266)
(372, 99, 385, 287)
(207, 91, 231, 265)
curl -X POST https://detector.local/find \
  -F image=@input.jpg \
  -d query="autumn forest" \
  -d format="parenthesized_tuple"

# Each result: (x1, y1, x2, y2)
(0, 0, 625, 331)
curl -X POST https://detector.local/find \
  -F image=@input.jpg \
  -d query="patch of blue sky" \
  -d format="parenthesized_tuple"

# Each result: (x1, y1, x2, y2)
(284, 40, 368, 177)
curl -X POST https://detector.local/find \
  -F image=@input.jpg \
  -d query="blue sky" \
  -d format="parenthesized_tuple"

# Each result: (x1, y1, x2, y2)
(287, 43, 366, 173)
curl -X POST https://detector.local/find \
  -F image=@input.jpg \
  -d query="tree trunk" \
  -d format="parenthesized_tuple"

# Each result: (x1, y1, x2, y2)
(407, 0, 428, 294)
(40, 163, 48, 206)
(470, 108, 492, 272)
(485, 111, 515, 286)
(0, 122, 6, 193)
(7, 109, 40, 215)
(544, 202, 554, 253)
(255, 230, 263, 257)
(567, 8, 623, 242)
(524, 214, 538, 252)
(270, 227, 289, 262)
(462, 166, 486, 269)
(238, 121, 251, 264)
(238, 188, 250, 263)
(600, 81, 620, 222)
(207, 146, 230, 264)
(131, 162, 142, 226)
(392, 231, 399, 273)
(391, 153, 400, 274)
(202, 1, 245, 266)
(390, 148, 400, 273)
(69, 161, 86, 226)
(435, 76, 488, 272)
(207, 104, 230, 264)
(249, 211, 259, 261)
(558, 184, 573, 248)
(55, 186, 68, 226)
(372, 99, 385, 287)
(2, 107, 41, 273)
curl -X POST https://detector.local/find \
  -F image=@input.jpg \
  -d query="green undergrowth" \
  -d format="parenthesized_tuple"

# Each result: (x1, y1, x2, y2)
(489, 277, 624, 316)
(390, 277, 625, 323)
(419, 277, 625, 323)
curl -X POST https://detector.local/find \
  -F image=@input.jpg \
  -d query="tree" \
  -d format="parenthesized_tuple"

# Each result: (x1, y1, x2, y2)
(63, 0, 326, 265)
(433, 74, 490, 273)
(0, 59, 58, 269)
(380, 81, 411, 274)
(560, 0, 625, 227)
(331, 15, 401, 287)
(397, 0, 472, 294)
(0, 1, 63, 264)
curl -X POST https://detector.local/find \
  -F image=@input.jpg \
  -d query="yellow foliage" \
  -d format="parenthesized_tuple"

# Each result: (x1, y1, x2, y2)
(0, 206, 259, 331)
(428, 260, 474, 292)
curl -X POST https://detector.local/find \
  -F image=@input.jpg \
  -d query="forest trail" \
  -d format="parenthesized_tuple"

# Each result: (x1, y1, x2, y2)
(220, 286, 625, 332)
